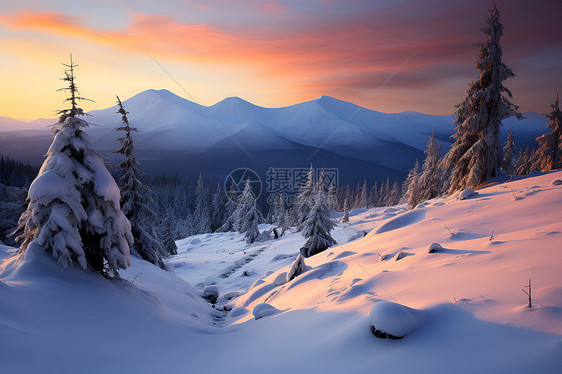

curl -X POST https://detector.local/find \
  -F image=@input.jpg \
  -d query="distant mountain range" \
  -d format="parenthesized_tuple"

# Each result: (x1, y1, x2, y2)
(0, 89, 549, 184)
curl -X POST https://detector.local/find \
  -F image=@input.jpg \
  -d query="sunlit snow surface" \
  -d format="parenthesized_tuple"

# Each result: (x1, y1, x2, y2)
(1, 171, 561, 373)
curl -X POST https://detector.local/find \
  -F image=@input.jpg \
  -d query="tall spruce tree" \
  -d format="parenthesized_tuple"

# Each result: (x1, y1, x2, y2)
(300, 170, 336, 257)
(14, 56, 132, 276)
(402, 159, 421, 208)
(502, 128, 515, 174)
(218, 180, 239, 232)
(531, 93, 562, 171)
(193, 174, 212, 234)
(358, 179, 368, 208)
(443, 2, 522, 192)
(233, 178, 264, 244)
(114, 96, 168, 270)
(211, 181, 226, 232)
(418, 131, 442, 201)
(294, 165, 315, 231)
(341, 197, 350, 224)
(514, 145, 535, 175)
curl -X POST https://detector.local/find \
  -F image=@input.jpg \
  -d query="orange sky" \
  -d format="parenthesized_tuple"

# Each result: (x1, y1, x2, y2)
(1, 0, 561, 120)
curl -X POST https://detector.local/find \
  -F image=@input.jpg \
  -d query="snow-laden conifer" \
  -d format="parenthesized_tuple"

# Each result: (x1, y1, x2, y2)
(218, 180, 239, 232)
(158, 210, 177, 255)
(502, 128, 515, 174)
(369, 183, 379, 208)
(194, 174, 212, 234)
(211, 182, 226, 232)
(402, 159, 421, 208)
(418, 131, 442, 201)
(341, 197, 350, 224)
(327, 182, 338, 210)
(300, 171, 336, 257)
(294, 166, 315, 231)
(514, 145, 535, 176)
(358, 179, 368, 208)
(114, 96, 168, 269)
(531, 93, 562, 171)
(443, 2, 522, 192)
(15, 56, 132, 276)
(233, 178, 264, 243)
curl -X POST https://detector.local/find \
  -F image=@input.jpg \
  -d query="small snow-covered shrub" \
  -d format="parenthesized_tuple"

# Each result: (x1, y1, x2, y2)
(286, 254, 306, 282)
(253, 303, 281, 320)
(459, 188, 477, 200)
(369, 301, 426, 339)
(394, 250, 405, 261)
(427, 242, 444, 253)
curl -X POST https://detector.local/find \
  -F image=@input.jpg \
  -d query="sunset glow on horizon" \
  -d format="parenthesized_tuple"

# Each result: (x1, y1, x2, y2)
(1, 0, 561, 120)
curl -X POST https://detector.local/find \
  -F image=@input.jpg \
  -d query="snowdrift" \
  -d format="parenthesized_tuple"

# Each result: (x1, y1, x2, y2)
(1, 171, 561, 373)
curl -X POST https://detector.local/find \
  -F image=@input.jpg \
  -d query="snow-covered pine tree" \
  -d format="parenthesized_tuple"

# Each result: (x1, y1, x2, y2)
(114, 96, 168, 269)
(235, 178, 264, 244)
(443, 1, 522, 192)
(158, 210, 177, 255)
(514, 145, 535, 176)
(418, 131, 442, 202)
(327, 182, 338, 210)
(218, 180, 239, 232)
(270, 193, 289, 235)
(402, 159, 421, 208)
(300, 170, 336, 257)
(14, 56, 132, 276)
(211, 181, 226, 232)
(379, 177, 390, 206)
(294, 165, 315, 231)
(369, 182, 378, 208)
(358, 179, 368, 208)
(388, 180, 401, 206)
(193, 174, 212, 234)
(502, 128, 515, 174)
(531, 93, 562, 171)
(341, 197, 350, 224)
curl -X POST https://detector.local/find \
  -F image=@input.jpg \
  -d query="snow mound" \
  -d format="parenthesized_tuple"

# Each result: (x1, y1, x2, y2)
(552, 179, 562, 186)
(253, 303, 282, 319)
(459, 188, 477, 200)
(273, 272, 288, 286)
(369, 301, 426, 339)
(375, 209, 426, 234)
(427, 242, 444, 253)
(202, 285, 219, 303)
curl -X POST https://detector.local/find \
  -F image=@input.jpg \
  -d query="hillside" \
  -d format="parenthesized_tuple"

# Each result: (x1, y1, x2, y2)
(1, 170, 561, 374)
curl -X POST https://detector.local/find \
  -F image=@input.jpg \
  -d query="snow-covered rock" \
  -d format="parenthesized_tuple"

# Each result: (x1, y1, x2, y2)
(427, 242, 444, 253)
(253, 303, 282, 319)
(459, 188, 477, 200)
(286, 254, 306, 282)
(202, 284, 219, 303)
(369, 301, 426, 339)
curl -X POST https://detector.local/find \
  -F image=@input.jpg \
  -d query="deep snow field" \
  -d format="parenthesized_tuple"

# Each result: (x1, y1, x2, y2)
(1, 171, 561, 374)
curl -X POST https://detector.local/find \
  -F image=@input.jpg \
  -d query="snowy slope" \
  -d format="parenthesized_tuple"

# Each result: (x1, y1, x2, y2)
(2, 170, 560, 374)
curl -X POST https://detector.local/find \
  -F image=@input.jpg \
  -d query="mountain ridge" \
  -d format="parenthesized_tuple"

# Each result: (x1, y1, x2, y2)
(0, 89, 550, 183)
